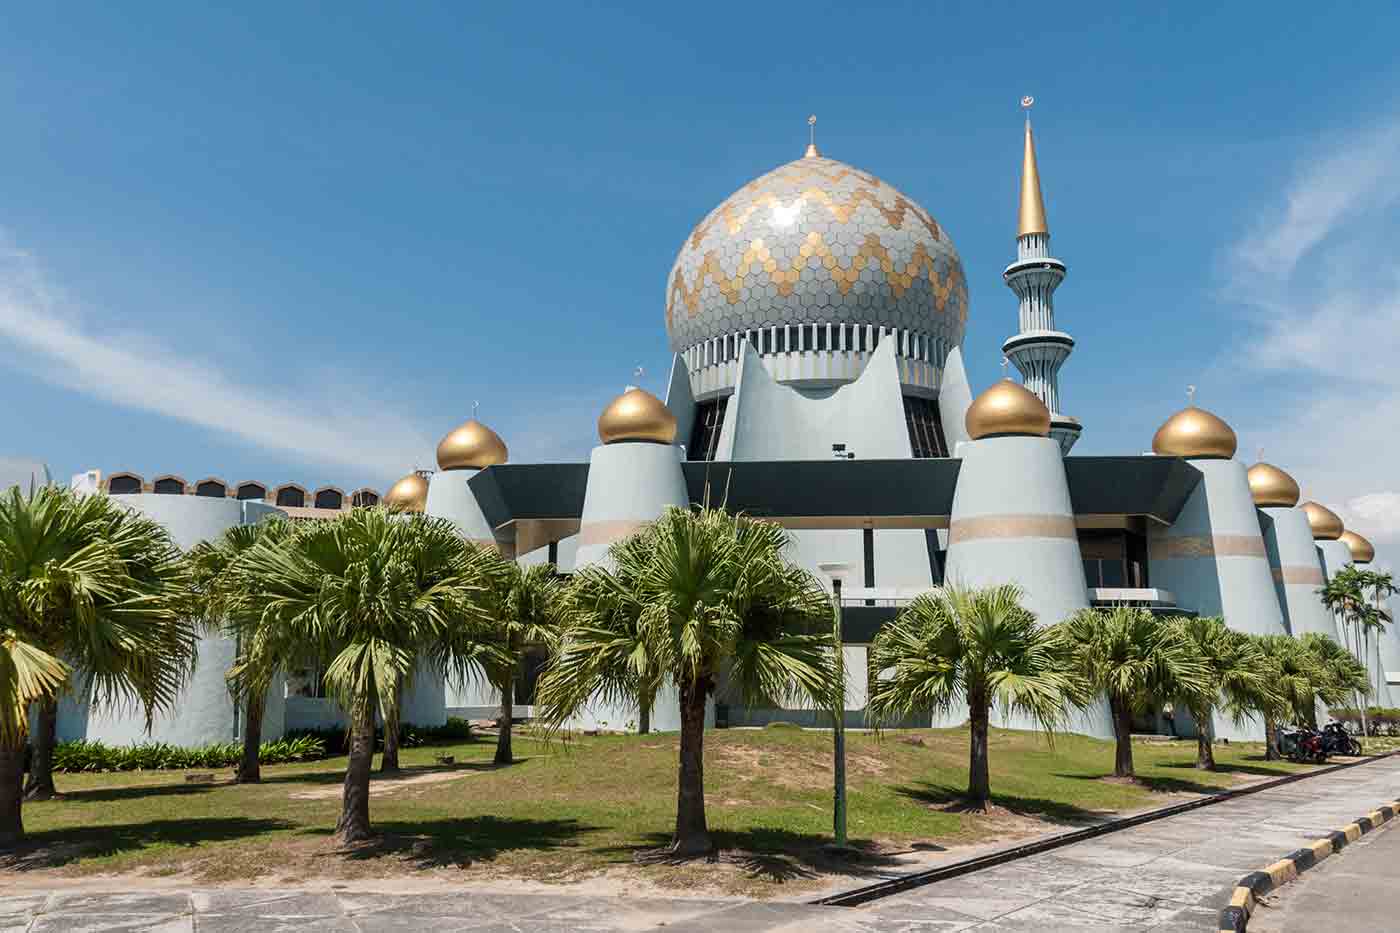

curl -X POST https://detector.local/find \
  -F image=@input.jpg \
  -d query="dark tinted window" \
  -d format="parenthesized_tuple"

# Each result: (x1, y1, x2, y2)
(109, 475, 142, 494)
(195, 481, 226, 498)
(275, 487, 305, 508)
(236, 483, 266, 501)
(687, 397, 729, 461)
(903, 395, 949, 458)
(314, 489, 343, 510)
(351, 490, 379, 507)
(152, 478, 185, 495)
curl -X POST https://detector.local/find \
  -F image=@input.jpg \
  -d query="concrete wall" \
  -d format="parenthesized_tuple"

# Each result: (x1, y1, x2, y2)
(574, 441, 689, 570)
(1258, 506, 1338, 641)
(425, 468, 496, 543)
(61, 496, 287, 747)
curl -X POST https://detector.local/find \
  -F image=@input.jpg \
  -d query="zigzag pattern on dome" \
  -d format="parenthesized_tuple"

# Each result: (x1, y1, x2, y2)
(689, 184, 945, 246)
(667, 233, 967, 325)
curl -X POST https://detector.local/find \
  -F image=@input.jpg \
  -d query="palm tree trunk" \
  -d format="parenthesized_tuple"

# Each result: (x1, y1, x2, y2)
(23, 698, 58, 801)
(380, 676, 402, 774)
(670, 672, 712, 856)
(639, 692, 651, 736)
(1264, 718, 1280, 760)
(0, 738, 25, 847)
(494, 667, 514, 765)
(1193, 709, 1215, 771)
(967, 689, 990, 804)
(336, 694, 376, 843)
(1109, 694, 1135, 778)
(235, 694, 264, 784)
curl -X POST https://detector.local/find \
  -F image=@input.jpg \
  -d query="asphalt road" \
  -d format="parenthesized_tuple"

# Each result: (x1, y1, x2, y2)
(1248, 816, 1400, 933)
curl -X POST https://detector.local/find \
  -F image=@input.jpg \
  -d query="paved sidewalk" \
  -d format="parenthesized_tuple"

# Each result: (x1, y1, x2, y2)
(4, 755, 1399, 932)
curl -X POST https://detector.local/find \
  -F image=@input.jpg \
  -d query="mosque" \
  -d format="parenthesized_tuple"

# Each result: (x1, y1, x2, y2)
(11, 112, 1393, 745)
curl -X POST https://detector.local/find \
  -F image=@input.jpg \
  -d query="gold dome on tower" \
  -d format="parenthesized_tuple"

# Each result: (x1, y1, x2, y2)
(384, 471, 429, 512)
(1246, 462, 1300, 508)
(1300, 501, 1344, 541)
(1151, 407, 1237, 459)
(1340, 530, 1375, 564)
(965, 379, 1051, 440)
(436, 419, 508, 471)
(598, 387, 677, 445)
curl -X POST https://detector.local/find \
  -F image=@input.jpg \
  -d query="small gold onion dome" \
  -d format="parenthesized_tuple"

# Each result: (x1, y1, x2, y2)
(598, 387, 677, 445)
(1151, 406, 1238, 459)
(1246, 462, 1300, 508)
(1300, 501, 1344, 541)
(384, 471, 429, 512)
(965, 379, 1051, 440)
(1340, 530, 1375, 564)
(436, 419, 508, 470)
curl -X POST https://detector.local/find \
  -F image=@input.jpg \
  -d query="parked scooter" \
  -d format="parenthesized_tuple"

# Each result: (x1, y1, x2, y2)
(1320, 721, 1362, 757)
(1284, 727, 1328, 764)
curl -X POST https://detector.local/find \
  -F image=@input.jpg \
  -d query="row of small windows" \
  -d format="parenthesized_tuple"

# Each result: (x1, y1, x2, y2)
(105, 474, 378, 509)
(687, 325, 949, 367)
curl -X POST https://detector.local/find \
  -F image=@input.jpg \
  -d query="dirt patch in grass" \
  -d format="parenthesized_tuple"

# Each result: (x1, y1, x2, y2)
(287, 768, 483, 800)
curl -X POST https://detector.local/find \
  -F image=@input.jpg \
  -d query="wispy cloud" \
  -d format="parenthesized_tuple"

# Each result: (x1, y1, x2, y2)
(0, 241, 437, 477)
(1224, 118, 1400, 555)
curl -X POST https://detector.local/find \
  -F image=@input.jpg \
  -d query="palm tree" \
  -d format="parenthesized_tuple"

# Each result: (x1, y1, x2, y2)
(535, 507, 837, 856)
(1357, 569, 1397, 702)
(0, 485, 194, 843)
(1297, 632, 1370, 732)
(866, 584, 1079, 806)
(1320, 568, 1374, 734)
(1174, 617, 1277, 770)
(564, 532, 666, 734)
(467, 555, 567, 764)
(192, 519, 298, 784)
(1062, 606, 1210, 779)
(231, 508, 496, 842)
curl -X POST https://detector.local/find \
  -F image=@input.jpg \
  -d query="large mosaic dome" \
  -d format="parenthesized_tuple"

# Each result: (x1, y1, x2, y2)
(665, 150, 969, 353)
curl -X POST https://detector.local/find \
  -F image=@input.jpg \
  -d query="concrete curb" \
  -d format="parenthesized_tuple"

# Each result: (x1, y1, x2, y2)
(1217, 797, 1400, 932)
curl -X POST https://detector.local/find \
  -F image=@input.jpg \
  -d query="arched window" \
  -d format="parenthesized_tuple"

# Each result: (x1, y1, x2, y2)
(152, 476, 186, 495)
(274, 485, 306, 508)
(351, 489, 379, 508)
(195, 480, 227, 498)
(108, 474, 143, 495)
(314, 488, 344, 510)
(236, 482, 266, 501)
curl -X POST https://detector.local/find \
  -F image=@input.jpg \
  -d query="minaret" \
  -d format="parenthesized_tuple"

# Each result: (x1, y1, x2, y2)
(1002, 103, 1081, 454)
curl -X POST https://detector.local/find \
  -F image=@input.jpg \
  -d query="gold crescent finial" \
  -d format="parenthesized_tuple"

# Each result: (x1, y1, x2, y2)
(805, 114, 820, 159)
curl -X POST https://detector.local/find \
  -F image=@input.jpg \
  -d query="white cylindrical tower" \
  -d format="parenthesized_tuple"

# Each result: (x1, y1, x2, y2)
(1248, 463, 1338, 641)
(1147, 407, 1286, 742)
(66, 495, 288, 747)
(1001, 113, 1081, 454)
(941, 380, 1110, 738)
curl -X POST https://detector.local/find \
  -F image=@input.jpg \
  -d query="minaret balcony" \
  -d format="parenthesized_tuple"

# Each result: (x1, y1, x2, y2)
(1002, 330, 1075, 369)
(1002, 257, 1065, 283)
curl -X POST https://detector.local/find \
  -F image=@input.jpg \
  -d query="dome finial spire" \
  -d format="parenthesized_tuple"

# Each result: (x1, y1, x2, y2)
(804, 114, 820, 159)
(1018, 97, 1048, 237)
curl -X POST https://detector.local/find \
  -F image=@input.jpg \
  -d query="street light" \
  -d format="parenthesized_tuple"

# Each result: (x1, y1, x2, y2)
(818, 561, 854, 853)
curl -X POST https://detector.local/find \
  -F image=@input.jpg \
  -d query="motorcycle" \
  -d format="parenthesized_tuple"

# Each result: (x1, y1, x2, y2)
(1320, 721, 1362, 757)
(1285, 727, 1328, 764)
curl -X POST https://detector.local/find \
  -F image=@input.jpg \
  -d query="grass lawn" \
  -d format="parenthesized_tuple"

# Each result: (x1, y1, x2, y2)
(7, 725, 1314, 896)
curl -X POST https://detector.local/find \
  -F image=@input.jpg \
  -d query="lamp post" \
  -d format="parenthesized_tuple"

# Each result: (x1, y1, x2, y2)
(819, 562, 854, 851)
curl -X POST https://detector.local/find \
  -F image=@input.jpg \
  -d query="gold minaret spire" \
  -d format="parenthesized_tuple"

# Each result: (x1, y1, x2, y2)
(1018, 99, 1048, 237)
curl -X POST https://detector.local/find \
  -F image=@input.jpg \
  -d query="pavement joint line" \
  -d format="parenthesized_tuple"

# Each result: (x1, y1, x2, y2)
(814, 750, 1399, 908)
(1216, 795, 1400, 932)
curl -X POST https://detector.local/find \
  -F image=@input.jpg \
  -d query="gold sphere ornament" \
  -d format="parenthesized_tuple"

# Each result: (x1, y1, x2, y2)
(436, 419, 508, 471)
(598, 387, 677, 445)
(1246, 462, 1300, 508)
(1300, 501, 1344, 541)
(384, 471, 430, 512)
(1151, 406, 1237, 459)
(1340, 530, 1375, 564)
(964, 379, 1051, 440)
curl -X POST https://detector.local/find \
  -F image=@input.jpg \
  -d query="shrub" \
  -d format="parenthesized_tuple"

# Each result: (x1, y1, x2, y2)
(49, 735, 327, 773)
(284, 717, 473, 754)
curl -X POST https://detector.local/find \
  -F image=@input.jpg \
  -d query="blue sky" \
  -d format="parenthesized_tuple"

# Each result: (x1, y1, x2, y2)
(4, 3, 1400, 553)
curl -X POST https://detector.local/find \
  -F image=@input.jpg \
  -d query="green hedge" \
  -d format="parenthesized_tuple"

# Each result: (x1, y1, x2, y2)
(1330, 707, 1400, 736)
(52, 734, 327, 773)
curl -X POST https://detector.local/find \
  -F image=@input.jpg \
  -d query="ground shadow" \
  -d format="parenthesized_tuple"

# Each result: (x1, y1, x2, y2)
(1155, 759, 1306, 779)
(896, 780, 1113, 827)
(40, 781, 223, 804)
(596, 826, 907, 884)
(305, 815, 598, 869)
(1, 817, 293, 871)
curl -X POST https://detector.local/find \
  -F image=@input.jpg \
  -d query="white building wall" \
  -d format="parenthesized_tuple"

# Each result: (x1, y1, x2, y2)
(425, 468, 496, 543)
(1258, 506, 1338, 641)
